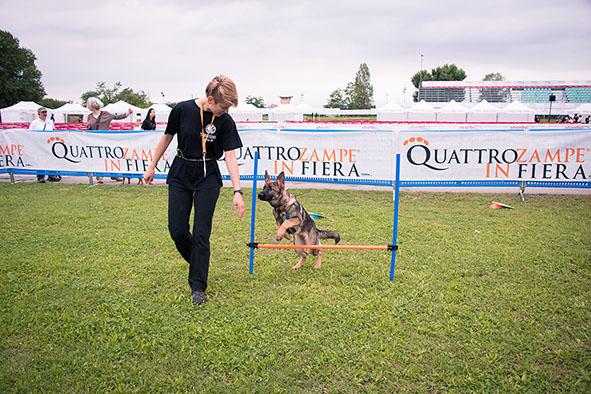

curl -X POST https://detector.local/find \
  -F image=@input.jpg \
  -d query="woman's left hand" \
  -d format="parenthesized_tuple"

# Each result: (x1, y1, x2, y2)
(232, 192, 245, 219)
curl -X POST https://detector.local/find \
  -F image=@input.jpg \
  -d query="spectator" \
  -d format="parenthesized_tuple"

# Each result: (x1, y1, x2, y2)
(141, 108, 157, 130)
(585, 115, 590, 124)
(29, 107, 60, 183)
(86, 97, 133, 183)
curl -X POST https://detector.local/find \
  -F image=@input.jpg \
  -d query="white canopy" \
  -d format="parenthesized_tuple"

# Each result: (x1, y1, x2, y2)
(103, 100, 144, 122)
(268, 104, 303, 121)
(407, 100, 436, 121)
(437, 100, 467, 122)
(467, 99, 498, 122)
(229, 101, 263, 122)
(571, 103, 591, 115)
(295, 101, 318, 114)
(149, 102, 172, 123)
(497, 101, 535, 122)
(53, 103, 90, 122)
(1, 101, 43, 123)
(377, 100, 407, 121)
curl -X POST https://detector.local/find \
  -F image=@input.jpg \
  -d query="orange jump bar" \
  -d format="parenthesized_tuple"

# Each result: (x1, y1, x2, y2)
(248, 243, 397, 251)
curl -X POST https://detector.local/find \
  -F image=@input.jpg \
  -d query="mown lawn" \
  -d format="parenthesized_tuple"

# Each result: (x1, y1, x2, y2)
(0, 184, 589, 392)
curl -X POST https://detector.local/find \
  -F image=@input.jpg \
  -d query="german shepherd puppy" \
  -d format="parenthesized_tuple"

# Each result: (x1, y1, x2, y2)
(258, 171, 340, 270)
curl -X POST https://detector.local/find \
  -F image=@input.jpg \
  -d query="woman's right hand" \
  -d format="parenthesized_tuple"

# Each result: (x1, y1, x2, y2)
(143, 167, 155, 185)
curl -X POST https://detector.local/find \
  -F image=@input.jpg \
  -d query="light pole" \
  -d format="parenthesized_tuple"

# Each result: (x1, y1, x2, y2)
(402, 87, 407, 106)
(548, 93, 556, 121)
(419, 53, 424, 101)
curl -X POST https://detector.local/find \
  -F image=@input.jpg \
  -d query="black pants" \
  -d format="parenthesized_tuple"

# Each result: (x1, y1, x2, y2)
(168, 184, 220, 292)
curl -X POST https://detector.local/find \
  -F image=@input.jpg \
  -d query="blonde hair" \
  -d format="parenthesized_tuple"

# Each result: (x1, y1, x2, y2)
(86, 97, 104, 110)
(205, 75, 238, 109)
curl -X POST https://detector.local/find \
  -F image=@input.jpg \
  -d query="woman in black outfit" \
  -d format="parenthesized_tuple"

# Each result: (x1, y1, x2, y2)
(141, 108, 157, 130)
(143, 75, 245, 305)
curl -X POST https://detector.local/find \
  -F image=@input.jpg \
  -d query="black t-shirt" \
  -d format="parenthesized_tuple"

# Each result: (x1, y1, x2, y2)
(165, 99, 243, 190)
(165, 99, 242, 159)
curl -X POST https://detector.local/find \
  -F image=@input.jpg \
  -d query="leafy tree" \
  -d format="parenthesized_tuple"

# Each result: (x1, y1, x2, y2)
(411, 64, 466, 102)
(324, 63, 374, 109)
(324, 88, 347, 109)
(411, 70, 432, 89)
(245, 95, 266, 108)
(483, 72, 504, 81)
(117, 87, 151, 108)
(38, 97, 69, 109)
(81, 81, 151, 107)
(0, 30, 46, 108)
(431, 64, 467, 81)
(347, 63, 374, 109)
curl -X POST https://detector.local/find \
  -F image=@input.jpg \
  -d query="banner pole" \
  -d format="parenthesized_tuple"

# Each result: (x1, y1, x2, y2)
(248, 151, 260, 275)
(389, 153, 401, 281)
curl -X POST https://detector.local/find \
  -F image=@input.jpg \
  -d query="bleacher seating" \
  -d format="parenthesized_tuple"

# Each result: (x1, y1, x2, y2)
(521, 88, 552, 103)
(565, 88, 591, 103)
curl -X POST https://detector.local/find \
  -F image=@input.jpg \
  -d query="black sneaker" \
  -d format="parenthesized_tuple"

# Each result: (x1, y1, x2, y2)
(192, 291, 207, 305)
(37, 178, 45, 183)
(48, 176, 60, 182)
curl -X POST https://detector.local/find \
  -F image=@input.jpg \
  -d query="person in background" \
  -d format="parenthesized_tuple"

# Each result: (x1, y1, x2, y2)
(29, 107, 60, 183)
(86, 97, 133, 183)
(141, 108, 157, 130)
(143, 75, 245, 305)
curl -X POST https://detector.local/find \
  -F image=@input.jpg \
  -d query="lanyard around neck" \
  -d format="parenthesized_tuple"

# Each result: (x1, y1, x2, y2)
(199, 103, 215, 156)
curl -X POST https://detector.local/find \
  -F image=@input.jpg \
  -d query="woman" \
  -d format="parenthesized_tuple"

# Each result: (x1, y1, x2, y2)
(86, 97, 133, 183)
(141, 108, 157, 130)
(143, 75, 245, 305)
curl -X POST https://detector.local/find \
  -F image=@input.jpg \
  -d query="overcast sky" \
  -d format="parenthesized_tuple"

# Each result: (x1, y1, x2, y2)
(1, 0, 590, 107)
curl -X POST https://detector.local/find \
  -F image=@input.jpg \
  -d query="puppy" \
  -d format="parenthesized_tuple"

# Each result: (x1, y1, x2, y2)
(258, 171, 340, 269)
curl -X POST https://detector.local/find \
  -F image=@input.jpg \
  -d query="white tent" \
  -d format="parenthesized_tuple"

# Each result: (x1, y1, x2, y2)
(295, 101, 318, 114)
(407, 100, 436, 122)
(149, 103, 172, 123)
(53, 103, 90, 123)
(0, 101, 43, 123)
(467, 99, 499, 122)
(570, 103, 591, 115)
(268, 104, 303, 122)
(497, 101, 535, 122)
(103, 100, 145, 122)
(436, 100, 467, 122)
(229, 102, 263, 122)
(377, 100, 408, 121)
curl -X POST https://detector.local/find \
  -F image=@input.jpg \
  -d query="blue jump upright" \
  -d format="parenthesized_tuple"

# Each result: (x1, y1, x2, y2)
(389, 153, 401, 281)
(248, 151, 260, 275)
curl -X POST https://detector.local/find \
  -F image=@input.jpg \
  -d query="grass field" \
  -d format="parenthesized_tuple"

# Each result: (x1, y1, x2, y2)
(0, 184, 590, 392)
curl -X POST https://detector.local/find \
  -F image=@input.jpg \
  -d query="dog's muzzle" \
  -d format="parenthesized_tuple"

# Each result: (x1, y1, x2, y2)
(257, 192, 269, 201)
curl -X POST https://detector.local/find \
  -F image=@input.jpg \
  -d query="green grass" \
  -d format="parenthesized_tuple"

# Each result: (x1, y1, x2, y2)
(0, 184, 590, 392)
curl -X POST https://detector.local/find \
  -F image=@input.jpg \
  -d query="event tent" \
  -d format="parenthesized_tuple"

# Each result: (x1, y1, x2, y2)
(53, 103, 90, 123)
(407, 100, 436, 122)
(103, 100, 144, 122)
(570, 103, 591, 115)
(0, 101, 43, 123)
(436, 100, 467, 122)
(376, 100, 408, 121)
(467, 99, 499, 122)
(149, 102, 172, 123)
(268, 104, 304, 122)
(295, 101, 318, 114)
(229, 102, 263, 122)
(497, 101, 535, 122)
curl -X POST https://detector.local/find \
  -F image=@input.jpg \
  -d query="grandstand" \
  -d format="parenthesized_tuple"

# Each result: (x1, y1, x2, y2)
(419, 81, 591, 104)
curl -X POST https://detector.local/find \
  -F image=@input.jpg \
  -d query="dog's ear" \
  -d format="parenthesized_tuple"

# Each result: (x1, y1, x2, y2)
(277, 171, 285, 187)
(264, 170, 271, 184)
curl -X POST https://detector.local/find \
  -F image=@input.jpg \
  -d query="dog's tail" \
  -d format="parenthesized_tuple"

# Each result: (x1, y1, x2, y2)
(318, 230, 340, 244)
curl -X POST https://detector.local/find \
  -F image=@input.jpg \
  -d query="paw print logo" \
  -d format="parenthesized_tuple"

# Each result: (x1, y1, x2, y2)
(403, 136, 429, 146)
(47, 136, 64, 144)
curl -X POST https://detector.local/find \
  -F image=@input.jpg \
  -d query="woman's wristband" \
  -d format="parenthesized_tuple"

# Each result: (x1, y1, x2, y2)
(233, 189, 243, 195)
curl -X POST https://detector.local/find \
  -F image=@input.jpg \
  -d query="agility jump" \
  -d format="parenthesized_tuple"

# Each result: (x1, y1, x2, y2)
(246, 152, 402, 281)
